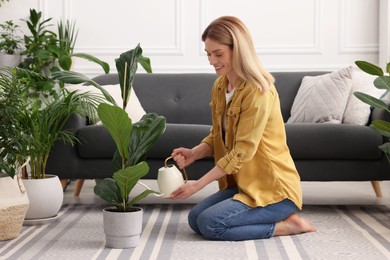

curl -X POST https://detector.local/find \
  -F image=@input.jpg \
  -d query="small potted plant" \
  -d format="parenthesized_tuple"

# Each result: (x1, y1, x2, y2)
(0, 20, 23, 67)
(53, 44, 166, 248)
(354, 60, 390, 162)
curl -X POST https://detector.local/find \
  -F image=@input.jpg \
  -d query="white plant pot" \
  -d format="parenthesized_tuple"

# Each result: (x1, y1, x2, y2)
(0, 175, 30, 241)
(103, 206, 143, 248)
(23, 175, 63, 221)
(0, 53, 21, 68)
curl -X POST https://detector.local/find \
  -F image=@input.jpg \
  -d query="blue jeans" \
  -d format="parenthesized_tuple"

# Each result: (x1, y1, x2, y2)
(188, 188, 298, 241)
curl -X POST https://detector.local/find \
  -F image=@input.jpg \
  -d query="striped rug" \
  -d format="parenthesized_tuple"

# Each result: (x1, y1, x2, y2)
(1, 204, 390, 260)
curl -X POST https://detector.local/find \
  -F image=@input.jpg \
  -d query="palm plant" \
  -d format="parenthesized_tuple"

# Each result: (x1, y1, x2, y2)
(53, 44, 166, 211)
(354, 60, 390, 161)
(0, 67, 34, 178)
(0, 66, 104, 179)
(27, 89, 103, 179)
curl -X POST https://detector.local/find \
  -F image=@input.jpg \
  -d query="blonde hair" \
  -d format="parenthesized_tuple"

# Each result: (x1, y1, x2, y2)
(202, 16, 274, 92)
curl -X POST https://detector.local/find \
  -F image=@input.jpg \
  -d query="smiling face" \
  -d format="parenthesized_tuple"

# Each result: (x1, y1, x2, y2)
(205, 38, 234, 78)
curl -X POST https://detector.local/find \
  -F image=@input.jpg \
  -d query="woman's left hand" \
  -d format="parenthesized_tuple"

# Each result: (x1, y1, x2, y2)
(169, 181, 201, 200)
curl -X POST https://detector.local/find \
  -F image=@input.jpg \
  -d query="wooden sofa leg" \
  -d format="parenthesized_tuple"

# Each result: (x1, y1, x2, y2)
(371, 181, 383, 197)
(74, 179, 85, 196)
(60, 179, 69, 191)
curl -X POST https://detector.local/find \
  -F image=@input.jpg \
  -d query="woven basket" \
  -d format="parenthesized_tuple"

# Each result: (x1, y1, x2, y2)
(0, 175, 29, 241)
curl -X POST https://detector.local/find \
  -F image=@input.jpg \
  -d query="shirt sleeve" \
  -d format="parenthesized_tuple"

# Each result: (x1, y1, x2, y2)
(217, 85, 276, 174)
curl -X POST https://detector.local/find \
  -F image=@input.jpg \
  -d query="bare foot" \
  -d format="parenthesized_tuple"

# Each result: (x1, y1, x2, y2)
(274, 213, 317, 236)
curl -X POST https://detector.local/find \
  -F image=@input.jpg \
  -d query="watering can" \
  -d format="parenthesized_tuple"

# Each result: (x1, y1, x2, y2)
(157, 156, 188, 198)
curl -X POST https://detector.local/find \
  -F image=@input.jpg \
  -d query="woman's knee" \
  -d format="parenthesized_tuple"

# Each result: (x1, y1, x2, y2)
(196, 212, 226, 240)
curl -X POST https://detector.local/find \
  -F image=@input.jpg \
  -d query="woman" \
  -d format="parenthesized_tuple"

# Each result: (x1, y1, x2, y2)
(170, 16, 316, 241)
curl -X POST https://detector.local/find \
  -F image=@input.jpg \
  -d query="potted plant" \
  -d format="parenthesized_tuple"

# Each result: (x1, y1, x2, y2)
(20, 9, 110, 98)
(0, 20, 23, 67)
(53, 44, 166, 248)
(0, 66, 104, 222)
(354, 60, 390, 162)
(0, 67, 31, 240)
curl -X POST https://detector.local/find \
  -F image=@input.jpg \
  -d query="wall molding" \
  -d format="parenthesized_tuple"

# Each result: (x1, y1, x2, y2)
(339, 0, 379, 54)
(199, 0, 322, 55)
(57, 0, 184, 56)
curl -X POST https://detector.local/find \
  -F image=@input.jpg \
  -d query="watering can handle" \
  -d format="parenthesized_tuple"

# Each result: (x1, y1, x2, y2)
(165, 156, 188, 183)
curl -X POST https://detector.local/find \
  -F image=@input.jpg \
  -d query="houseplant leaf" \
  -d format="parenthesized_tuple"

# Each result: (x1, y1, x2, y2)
(353, 92, 389, 110)
(98, 103, 132, 160)
(94, 178, 123, 208)
(112, 161, 149, 209)
(52, 70, 117, 106)
(72, 53, 110, 74)
(370, 120, 390, 138)
(355, 61, 384, 76)
(373, 76, 390, 90)
(127, 113, 166, 166)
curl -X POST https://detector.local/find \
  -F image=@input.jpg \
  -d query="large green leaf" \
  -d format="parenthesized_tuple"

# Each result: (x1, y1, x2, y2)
(373, 76, 390, 90)
(126, 189, 159, 207)
(52, 71, 117, 106)
(72, 53, 110, 74)
(354, 92, 389, 110)
(355, 61, 384, 76)
(115, 44, 152, 110)
(98, 103, 132, 160)
(127, 113, 166, 166)
(370, 120, 390, 138)
(94, 178, 123, 208)
(112, 161, 149, 209)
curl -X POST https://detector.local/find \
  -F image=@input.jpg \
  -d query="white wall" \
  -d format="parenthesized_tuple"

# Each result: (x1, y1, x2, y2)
(0, 0, 382, 77)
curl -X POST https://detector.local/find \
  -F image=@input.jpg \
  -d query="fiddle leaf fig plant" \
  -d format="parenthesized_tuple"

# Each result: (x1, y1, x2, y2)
(53, 44, 166, 211)
(355, 60, 390, 161)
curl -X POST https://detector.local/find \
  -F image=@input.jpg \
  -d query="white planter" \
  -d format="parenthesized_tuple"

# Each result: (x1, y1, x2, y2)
(23, 175, 63, 221)
(103, 206, 143, 248)
(0, 53, 21, 67)
(0, 175, 29, 241)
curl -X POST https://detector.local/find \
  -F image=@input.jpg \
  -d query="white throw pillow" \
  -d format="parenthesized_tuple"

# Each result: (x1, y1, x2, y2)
(287, 66, 353, 124)
(66, 84, 146, 124)
(342, 68, 387, 125)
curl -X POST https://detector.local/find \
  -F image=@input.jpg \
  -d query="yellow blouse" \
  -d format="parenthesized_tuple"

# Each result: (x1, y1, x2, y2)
(202, 76, 302, 209)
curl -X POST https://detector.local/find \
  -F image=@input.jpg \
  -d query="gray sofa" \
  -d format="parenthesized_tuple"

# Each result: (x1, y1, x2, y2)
(46, 72, 390, 196)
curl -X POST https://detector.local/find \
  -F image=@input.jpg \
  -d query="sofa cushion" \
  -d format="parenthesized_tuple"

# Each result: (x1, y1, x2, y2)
(77, 125, 115, 158)
(286, 123, 383, 159)
(287, 67, 353, 124)
(342, 68, 387, 125)
(76, 123, 212, 159)
(67, 83, 146, 123)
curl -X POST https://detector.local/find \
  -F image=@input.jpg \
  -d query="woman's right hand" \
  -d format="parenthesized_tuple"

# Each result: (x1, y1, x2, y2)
(171, 147, 195, 169)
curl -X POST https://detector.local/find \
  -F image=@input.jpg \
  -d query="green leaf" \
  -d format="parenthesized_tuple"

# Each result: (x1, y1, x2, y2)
(387, 62, 390, 74)
(94, 178, 123, 208)
(52, 71, 117, 106)
(98, 103, 132, 160)
(72, 53, 110, 74)
(353, 92, 389, 110)
(139, 56, 152, 73)
(370, 120, 390, 138)
(126, 189, 159, 207)
(379, 142, 390, 158)
(127, 113, 166, 166)
(374, 76, 390, 90)
(355, 61, 384, 76)
(112, 161, 149, 207)
(59, 55, 72, 71)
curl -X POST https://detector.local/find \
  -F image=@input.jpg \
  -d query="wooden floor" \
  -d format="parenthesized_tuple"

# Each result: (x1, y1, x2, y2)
(63, 179, 390, 206)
